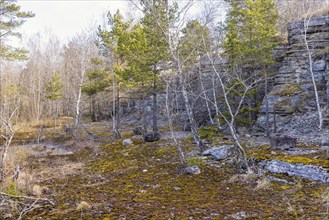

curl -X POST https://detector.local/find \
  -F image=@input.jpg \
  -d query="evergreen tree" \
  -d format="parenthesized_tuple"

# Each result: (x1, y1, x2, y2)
(225, 0, 279, 66)
(45, 73, 63, 128)
(224, 0, 279, 130)
(0, 0, 34, 61)
(140, 0, 171, 133)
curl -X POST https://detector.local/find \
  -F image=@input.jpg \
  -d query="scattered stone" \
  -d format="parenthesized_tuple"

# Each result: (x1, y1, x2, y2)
(122, 139, 133, 146)
(270, 134, 297, 149)
(133, 126, 145, 135)
(144, 132, 161, 142)
(202, 145, 236, 161)
(173, 186, 182, 191)
(265, 160, 329, 183)
(185, 165, 201, 175)
(226, 211, 249, 220)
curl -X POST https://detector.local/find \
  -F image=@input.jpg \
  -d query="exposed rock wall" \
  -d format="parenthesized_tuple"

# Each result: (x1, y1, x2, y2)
(256, 15, 329, 135)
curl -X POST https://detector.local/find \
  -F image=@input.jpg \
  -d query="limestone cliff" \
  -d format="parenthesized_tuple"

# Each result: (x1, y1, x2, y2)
(256, 15, 329, 136)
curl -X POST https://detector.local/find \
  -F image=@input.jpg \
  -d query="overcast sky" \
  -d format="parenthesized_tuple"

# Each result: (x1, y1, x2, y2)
(18, 0, 129, 44)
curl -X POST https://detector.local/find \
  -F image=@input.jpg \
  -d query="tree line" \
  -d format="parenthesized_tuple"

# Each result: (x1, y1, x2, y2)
(0, 0, 328, 168)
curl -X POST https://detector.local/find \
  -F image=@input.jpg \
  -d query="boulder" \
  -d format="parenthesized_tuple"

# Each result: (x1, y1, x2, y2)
(182, 123, 191, 131)
(144, 132, 161, 142)
(133, 126, 145, 135)
(185, 165, 201, 175)
(122, 139, 133, 146)
(270, 134, 297, 149)
(265, 160, 329, 183)
(202, 145, 236, 161)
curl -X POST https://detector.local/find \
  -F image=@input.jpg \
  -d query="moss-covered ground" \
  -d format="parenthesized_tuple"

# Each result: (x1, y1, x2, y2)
(5, 121, 328, 219)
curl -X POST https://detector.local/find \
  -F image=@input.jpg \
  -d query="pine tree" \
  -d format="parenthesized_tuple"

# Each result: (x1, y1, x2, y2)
(225, 0, 279, 65)
(224, 0, 279, 132)
(0, 0, 34, 61)
(45, 73, 63, 128)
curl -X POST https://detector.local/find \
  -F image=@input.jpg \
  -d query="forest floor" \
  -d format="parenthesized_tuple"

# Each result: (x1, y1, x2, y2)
(1, 118, 328, 219)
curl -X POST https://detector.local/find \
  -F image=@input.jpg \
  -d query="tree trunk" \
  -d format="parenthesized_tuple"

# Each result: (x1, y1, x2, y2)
(142, 83, 147, 133)
(112, 74, 121, 139)
(74, 70, 84, 128)
(303, 19, 323, 130)
(165, 82, 187, 166)
(228, 122, 248, 169)
(265, 70, 270, 137)
(152, 74, 158, 132)
(180, 76, 205, 152)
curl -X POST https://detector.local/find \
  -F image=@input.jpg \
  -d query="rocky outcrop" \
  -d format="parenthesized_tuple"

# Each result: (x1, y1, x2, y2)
(256, 15, 329, 135)
(265, 160, 329, 183)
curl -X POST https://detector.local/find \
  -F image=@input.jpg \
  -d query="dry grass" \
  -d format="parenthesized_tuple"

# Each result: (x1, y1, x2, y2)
(254, 177, 272, 191)
(36, 158, 84, 180)
(321, 188, 329, 214)
(77, 201, 92, 210)
(228, 172, 257, 184)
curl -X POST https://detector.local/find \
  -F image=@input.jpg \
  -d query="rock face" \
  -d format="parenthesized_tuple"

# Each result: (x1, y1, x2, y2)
(202, 145, 236, 161)
(256, 15, 329, 135)
(265, 160, 329, 183)
(270, 134, 297, 149)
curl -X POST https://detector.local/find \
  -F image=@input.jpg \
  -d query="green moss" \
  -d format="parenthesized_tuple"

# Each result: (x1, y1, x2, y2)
(23, 123, 329, 219)
(198, 125, 219, 140)
(186, 156, 204, 166)
(272, 83, 302, 96)
(4, 182, 20, 196)
(278, 156, 329, 168)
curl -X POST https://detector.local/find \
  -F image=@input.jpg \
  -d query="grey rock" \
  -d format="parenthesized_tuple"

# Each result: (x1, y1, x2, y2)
(265, 160, 329, 183)
(270, 134, 297, 149)
(144, 132, 161, 142)
(122, 139, 133, 146)
(313, 60, 326, 72)
(202, 145, 236, 160)
(185, 165, 201, 175)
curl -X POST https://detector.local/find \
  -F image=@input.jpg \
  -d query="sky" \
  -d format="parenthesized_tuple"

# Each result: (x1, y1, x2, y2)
(18, 0, 129, 45)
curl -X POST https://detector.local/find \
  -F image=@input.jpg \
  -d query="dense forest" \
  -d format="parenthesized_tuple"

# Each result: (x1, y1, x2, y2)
(0, 0, 329, 219)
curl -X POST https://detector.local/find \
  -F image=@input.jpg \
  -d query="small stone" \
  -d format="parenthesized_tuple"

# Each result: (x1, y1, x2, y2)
(185, 165, 201, 175)
(122, 139, 133, 146)
(142, 169, 148, 172)
(173, 186, 182, 191)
